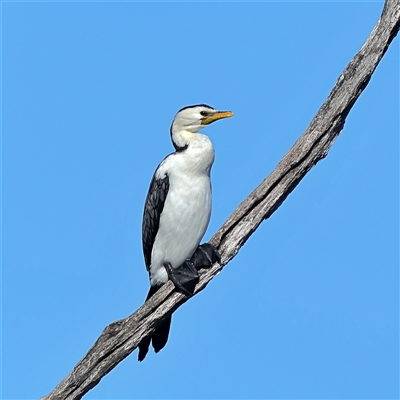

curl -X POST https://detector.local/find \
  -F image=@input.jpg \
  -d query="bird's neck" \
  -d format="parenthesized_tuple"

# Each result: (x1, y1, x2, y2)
(171, 128, 194, 151)
(175, 133, 215, 176)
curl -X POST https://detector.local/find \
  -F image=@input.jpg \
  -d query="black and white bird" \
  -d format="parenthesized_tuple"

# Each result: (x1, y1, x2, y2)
(138, 104, 233, 361)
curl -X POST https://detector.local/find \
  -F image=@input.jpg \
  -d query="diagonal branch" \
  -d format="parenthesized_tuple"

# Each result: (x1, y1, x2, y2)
(41, 1, 399, 399)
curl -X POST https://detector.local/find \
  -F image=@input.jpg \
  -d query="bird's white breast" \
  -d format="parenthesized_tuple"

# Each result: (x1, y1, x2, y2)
(150, 134, 214, 286)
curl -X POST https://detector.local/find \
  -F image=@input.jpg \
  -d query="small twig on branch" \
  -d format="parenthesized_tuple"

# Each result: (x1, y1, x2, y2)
(41, 1, 399, 399)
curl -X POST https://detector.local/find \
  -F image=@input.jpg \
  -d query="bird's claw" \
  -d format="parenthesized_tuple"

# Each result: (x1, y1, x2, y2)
(191, 243, 221, 270)
(164, 261, 199, 297)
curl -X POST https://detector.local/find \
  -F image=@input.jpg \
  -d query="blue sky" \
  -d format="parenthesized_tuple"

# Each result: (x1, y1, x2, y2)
(2, 1, 398, 399)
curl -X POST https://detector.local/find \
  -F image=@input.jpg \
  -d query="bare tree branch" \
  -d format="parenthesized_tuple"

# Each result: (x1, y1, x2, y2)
(41, 1, 399, 399)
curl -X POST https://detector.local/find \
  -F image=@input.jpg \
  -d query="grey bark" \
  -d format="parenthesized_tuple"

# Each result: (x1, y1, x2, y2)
(41, 1, 399, 399)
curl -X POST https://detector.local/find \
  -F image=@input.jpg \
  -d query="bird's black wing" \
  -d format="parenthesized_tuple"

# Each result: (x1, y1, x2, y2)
(142, 172, 170, 270)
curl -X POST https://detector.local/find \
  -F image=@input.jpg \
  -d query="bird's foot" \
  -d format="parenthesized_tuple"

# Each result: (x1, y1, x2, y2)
(191, 243, 221, 270)
(164, 261, 199, 297)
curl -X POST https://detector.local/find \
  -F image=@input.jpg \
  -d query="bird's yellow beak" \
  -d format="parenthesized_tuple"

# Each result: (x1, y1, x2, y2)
(201, 111, 234, 126)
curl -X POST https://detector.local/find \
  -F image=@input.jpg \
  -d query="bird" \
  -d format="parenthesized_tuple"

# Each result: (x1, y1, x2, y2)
(138, 104, 233, 361)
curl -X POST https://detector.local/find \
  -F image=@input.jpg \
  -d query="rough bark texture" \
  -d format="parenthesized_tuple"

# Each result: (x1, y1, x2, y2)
(41, 1, 399, 399)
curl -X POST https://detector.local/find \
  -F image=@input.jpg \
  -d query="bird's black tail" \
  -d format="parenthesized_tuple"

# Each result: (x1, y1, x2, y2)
(138, 285, 172, 362)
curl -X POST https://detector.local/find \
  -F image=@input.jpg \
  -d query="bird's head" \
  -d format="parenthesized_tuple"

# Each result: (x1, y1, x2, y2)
(170, 104, 233, 151)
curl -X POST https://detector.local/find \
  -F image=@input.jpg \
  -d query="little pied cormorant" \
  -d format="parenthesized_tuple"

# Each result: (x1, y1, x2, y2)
(138, 104, 233, 361)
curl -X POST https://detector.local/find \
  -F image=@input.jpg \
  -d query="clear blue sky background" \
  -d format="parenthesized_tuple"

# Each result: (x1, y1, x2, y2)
(2, 1, 398, 399)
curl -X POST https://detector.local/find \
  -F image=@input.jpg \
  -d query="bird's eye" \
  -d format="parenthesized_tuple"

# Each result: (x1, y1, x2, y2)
(200, 111, 208, 116)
